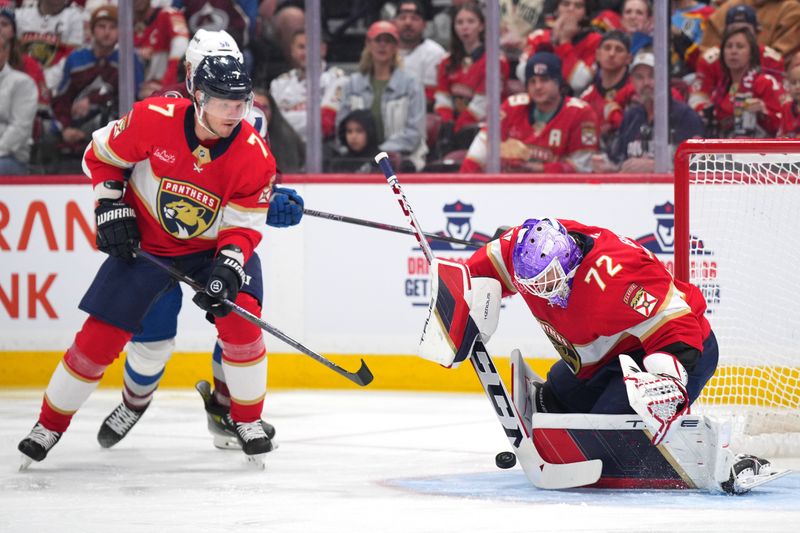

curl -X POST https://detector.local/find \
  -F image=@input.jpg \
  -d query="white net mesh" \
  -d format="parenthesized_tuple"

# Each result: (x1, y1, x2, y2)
(684, 151, 800, 456)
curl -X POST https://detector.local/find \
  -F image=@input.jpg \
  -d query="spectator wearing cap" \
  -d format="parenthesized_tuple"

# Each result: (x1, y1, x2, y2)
(700, 0, 800, 58)
(0, 31, 37, 175)
(579, 30, 635, 147)
(593, 48, 704, 174)
(47, 6, 143, 165)
(269, 29, 347, 143)
(337, 20, 427, 172)
(689, 3, 784, 114)
(393, 0, 446, 110)
(434, 3, 510, 138)
(516, 0, 602, 95)
(0, 8, 47, 106)
(709, 26, 784, 139)
(460, 51, 600, 173)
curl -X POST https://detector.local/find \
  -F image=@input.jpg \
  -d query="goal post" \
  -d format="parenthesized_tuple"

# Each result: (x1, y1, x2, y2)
(674, 139, 800, 456)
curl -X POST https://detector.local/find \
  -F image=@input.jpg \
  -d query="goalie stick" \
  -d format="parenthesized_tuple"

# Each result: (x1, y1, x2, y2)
(134, 247, 374, 387)
(375, 151, 602, 489)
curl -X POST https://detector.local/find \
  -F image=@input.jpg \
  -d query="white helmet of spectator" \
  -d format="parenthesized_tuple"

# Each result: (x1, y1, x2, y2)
(185, 29, 244, 94)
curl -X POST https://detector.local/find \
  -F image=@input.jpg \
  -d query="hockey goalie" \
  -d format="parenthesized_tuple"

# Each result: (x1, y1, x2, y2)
(418, 217, 789, 493)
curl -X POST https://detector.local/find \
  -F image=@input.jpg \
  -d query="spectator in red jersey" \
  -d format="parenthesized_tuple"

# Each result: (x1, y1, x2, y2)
(434, 2, 510, 143)
(516, 0, 602, 96)
(689, 4, 784, 115)
(0, 8, 46, 106)
(778, 64, 800, 137)
(460, 51, 600, 173)
(710, 26, 784, 138)
(133, 0, 190, 98)
(579, 30, 634, 149)
(49, 6, 143, 157)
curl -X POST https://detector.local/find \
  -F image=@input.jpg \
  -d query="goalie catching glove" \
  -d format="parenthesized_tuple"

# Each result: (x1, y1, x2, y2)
(193, 245, 246, 317)
(418, 259, 501, 367)
(620, 352, 690, 446)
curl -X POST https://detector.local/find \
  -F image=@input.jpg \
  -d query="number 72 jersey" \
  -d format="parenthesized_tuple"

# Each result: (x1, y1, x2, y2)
(466, 219, 711, 379)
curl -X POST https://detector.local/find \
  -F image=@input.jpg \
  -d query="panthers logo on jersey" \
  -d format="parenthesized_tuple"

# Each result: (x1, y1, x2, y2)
(537, 318, 582, 374)
(157, 177, 220, 239)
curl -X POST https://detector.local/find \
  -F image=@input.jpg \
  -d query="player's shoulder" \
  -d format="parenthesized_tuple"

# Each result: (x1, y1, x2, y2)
(231, 121, 274, 163)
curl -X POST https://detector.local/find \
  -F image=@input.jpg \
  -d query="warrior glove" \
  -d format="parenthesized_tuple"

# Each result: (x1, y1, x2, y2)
(95, 198, 140, 262)
(193, 245, 246, 317)
(267, 186, 304, 228)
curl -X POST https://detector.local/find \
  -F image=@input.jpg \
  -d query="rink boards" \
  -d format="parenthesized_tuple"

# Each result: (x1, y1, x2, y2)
(0, 173, 693, 389)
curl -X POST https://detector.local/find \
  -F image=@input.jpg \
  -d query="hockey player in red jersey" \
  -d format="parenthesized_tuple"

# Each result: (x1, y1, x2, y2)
(18, 55, 276, 468)
(420, 217, 782, 492)
(460, 52, 599, 173)
(93, 29, 301, 452)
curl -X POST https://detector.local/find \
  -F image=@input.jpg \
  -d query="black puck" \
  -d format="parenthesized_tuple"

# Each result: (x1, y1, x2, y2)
(495, 451, 517, 469)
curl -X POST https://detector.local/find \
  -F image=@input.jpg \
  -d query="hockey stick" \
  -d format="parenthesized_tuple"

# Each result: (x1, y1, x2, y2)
(134, 247, 373, 387)
(304, 208, 483, 247)
(375, 151, 602, 489)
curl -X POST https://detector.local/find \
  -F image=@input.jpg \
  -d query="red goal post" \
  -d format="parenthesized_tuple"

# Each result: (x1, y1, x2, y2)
(674, 139, 800, 456)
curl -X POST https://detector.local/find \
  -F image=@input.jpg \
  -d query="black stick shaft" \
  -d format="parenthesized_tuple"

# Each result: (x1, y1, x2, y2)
(303, 208, 481, 247)
(134, 248, 373, 387)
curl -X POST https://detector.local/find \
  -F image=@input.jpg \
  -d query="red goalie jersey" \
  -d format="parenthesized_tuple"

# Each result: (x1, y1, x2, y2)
(83, 98, 275, 261)
(467, 220, 711, 379)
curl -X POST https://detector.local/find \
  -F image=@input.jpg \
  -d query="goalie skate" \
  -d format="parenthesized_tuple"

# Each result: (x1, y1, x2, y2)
(18, 423, 62, 470)
(721, 454, 791, 494)
(195, 380, 276, 450)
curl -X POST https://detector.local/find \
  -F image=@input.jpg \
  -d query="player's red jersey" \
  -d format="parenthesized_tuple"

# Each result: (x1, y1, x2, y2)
(134, 7, 189, 86)
(689, 44, 784, 112)
(434, 47, 510, 131)
(579, 74, 636, 132)
(83, 98, 275, 261)
(519, 28, 602, 93)
(460, 94, 599, 173)
(467, 220, 711, 379)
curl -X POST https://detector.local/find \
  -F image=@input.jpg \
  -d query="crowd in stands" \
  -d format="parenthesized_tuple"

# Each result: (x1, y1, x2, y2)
(1, 0, 800, 176)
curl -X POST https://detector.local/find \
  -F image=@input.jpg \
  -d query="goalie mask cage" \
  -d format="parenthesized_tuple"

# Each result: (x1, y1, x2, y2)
(675, 139, 800, 457)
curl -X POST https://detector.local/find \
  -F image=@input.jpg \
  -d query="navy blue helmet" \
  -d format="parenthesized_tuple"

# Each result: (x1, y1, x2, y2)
(192, 55, 252, 100)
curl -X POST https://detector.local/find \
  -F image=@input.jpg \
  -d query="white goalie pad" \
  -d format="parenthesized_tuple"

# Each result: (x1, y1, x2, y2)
(418, 259, 501, 367)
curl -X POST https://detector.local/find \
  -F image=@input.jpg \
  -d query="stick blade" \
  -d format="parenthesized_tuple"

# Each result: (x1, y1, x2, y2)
(352, 359, 374, 387)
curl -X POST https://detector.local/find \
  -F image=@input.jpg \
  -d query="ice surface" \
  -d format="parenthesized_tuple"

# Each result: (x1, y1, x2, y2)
(1, 389, 798, 533)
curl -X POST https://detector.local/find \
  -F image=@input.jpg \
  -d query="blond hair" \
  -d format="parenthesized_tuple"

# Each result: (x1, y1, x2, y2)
(358, 41, 402, 74)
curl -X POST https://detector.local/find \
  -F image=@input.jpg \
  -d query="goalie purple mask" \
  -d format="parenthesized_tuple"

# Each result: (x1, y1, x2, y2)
(511, 218, 583, 308)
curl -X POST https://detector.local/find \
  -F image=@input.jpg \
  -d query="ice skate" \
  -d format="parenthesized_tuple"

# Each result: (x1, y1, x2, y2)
(195, 380, 275, 450)
(721, 454, 791, 494)
(97, 402, 148, 448)
(223, 414, 273, 468)
(18, 423, 62, 470)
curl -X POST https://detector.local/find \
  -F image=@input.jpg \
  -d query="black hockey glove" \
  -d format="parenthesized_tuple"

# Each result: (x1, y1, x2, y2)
(193, 245, 246, 318)
(95, 199, 140, 261)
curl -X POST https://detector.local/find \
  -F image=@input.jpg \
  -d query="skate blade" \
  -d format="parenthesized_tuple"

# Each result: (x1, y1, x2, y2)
(213, 435, 242, 450)
(246, 453, 267, 470)
(737, 468, 791, 491)
(19, 454, 34, 471)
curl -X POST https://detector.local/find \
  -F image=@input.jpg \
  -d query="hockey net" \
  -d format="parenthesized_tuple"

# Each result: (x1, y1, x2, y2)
(674, 139, 800, 457)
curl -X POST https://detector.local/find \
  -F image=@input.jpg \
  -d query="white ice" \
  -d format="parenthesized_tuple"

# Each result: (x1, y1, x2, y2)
(1, 389, 798, 533)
